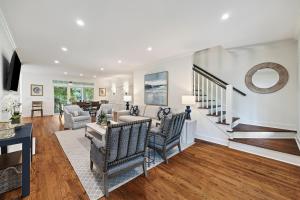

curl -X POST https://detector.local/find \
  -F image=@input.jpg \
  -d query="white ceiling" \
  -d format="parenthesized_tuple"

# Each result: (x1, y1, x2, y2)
(1, 0, 300, 75)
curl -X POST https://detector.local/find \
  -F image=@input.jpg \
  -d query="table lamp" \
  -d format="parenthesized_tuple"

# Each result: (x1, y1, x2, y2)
(182, 95, 196, 120)
(123, 95, 132, 110)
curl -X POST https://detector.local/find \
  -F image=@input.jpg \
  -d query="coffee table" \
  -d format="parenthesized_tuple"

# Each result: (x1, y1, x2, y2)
(84, 121, 117, 143)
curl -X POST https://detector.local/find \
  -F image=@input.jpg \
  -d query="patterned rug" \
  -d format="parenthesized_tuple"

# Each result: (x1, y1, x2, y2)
(55, 128, 181, 200)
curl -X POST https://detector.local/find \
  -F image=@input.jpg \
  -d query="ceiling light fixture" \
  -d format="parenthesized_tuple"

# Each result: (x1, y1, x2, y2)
(221, 13, 230, 21)
(76, 19, 85, 27)
(100, 67, 104, 71)
(93, 75, 97, 78)
(118, 60, 122, 64)
(63, 72, 68, 75)
(54, 60, 60, 64)
(61, 47, 68, 52)
(80, 73, 84, 77)
(147, 46, 152, 51)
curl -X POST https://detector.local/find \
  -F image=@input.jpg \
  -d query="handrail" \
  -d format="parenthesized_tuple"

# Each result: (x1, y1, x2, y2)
(193, 64, 246, 96)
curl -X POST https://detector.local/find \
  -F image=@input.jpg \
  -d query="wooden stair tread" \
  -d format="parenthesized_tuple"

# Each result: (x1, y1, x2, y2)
(207, 111, 226, 117)
(229, 138, 300, 156)
(216, 117, 240, 125)
(199, 105, 221, 109)
(232, 124, 297, 133)
(196, 100, 214, 102)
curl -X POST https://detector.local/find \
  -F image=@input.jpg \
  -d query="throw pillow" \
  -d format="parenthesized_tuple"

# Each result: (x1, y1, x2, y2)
(160, 113, 173, 134)
(157, 107, 171, 120)
(130, 105, 139, 116)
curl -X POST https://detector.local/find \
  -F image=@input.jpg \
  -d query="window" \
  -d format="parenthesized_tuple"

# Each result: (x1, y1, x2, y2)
(53, 80, 94, 113)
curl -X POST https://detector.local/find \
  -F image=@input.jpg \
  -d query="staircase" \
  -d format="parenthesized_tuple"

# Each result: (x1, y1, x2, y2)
(192, 64, 300, 165)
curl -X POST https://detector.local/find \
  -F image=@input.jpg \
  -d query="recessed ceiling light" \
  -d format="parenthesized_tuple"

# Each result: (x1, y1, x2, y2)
(100, 67, 104, 71)
(76, 19, 85, 27)
(118, 60, 122, 64)
(147, 46, 152, 51)
(80, 73, 83, 77)
(63, 72, 68, 75)
(93, 75, 97, 78)
(221, 13, 230, 21)
(54, 60, 60, 64)
(61, 47, 68, 52)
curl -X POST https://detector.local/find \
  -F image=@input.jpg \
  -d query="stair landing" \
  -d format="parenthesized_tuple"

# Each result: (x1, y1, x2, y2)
(230, 138, 300, 156)
(232, 124, 297, 132)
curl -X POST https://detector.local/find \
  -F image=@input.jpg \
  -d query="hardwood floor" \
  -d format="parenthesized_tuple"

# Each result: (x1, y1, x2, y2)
(1, 116, 300, 200)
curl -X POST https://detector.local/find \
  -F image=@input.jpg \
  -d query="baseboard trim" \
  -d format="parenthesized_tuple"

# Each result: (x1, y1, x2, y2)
(195, 135, 228, 146)
(229, 141, 300, 166)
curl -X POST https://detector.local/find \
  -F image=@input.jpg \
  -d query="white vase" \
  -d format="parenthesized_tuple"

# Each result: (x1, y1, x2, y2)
(0, 111, 12, 122)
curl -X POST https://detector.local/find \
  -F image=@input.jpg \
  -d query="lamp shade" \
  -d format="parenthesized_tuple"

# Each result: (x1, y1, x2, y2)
(123, 95, 132, 102)
(182, 95, 196, 105)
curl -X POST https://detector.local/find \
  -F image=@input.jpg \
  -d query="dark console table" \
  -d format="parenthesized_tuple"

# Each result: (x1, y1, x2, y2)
(0, 123, 32, 197)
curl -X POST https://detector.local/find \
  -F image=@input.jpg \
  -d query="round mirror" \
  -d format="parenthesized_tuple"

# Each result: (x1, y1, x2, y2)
(245, 62, 289, 94)
(252, 68, 279, 88)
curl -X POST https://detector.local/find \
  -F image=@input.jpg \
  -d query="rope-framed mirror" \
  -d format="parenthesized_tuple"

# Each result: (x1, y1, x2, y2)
(245, 62, 289, 94)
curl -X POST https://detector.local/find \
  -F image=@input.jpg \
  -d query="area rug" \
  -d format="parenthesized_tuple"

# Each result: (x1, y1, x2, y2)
(55, 128, 180, 200)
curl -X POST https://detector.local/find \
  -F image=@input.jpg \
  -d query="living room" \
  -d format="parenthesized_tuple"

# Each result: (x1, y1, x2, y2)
(0, 1, 300, 200)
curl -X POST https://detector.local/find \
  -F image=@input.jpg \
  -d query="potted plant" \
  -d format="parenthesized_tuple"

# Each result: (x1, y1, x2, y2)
(0, 94, 21, 123)
(97, 111, 108, 126)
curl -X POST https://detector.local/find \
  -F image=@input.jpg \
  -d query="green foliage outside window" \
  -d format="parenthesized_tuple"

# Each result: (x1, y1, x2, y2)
(54, 86, 68, 113)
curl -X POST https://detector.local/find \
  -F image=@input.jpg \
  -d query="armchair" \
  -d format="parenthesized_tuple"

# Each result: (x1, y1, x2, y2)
(64, 105, 91, 129)
(90, 119, 152, 197)
(148, 112, 186, 164)
(96, 104, 113, 122)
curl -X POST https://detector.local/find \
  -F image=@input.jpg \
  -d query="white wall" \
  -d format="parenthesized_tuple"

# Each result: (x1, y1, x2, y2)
(21, 64, 133, 117)
(194, 39, 298, 130)
(0, 10, 17, 120)
(133, 53, 193, 112)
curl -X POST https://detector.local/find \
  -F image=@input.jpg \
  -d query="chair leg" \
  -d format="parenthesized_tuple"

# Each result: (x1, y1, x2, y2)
(90, 160, 93, 170)
(41, 109, 43, 117)
(31, 110, 33, 118)
(103, 172, 109, 197)
(178, 142, 182, 152)
(163, 148, 168, 164)
(143, 160, 148, 177)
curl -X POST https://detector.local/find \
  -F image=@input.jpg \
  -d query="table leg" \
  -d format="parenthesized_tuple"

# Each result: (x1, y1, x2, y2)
(22, 139, 31, 197)
(1, 146, 7, 154)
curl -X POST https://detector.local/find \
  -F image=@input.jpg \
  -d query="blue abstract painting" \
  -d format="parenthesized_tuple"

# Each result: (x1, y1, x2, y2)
(144, 71, 168, 105)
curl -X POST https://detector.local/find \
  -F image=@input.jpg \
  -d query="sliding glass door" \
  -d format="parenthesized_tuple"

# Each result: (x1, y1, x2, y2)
(53, 80, 94, 113)
(54, 86, 68, 113)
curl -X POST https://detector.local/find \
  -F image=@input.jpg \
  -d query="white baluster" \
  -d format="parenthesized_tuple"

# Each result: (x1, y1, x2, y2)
(206, 79, 209, 108)
(202, 76, 205, 108)
(198, 74, 200, 102)
(226, 85, 233, 130)
(210, 82, 214, 114)
(193, 71, 196, 96)
(215, 85, 218, 116)
(220, 88, 223, 123)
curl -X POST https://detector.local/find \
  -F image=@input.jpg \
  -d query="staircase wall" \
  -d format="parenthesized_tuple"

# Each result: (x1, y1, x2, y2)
(193, 39, 298, 130)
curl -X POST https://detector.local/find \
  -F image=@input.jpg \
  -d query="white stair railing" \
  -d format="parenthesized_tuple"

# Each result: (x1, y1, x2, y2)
(225, 85, 233, 130)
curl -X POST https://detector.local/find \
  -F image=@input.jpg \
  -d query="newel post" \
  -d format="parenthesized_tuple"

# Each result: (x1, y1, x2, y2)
(225, 85, 233, 130)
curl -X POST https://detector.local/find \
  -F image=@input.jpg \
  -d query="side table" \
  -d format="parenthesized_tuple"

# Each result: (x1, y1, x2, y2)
(181, 120, 197, 148)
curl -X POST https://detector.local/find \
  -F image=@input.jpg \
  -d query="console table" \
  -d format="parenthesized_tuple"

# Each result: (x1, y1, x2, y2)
(181, 120, 196, 148)
(0, 124, 32, 197)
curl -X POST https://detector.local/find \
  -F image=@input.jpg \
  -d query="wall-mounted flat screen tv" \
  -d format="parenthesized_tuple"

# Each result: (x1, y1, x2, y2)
(6, 51, 21, 91)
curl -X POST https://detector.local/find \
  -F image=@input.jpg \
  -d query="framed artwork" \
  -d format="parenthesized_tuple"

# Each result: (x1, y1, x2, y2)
(31, 84, 43, 96)
(144, 71, 168, 106)
(99, 88, 106, 96)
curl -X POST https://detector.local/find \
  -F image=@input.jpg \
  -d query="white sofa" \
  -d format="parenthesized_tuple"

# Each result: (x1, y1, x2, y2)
(117, 105, 163, 127)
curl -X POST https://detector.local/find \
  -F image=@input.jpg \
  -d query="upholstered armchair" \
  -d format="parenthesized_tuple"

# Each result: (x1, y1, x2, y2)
(96, 104, 113, 121)
(90, 119, 152, 197)
(148, 112, 186, 164)
(64, 105, 91, 129)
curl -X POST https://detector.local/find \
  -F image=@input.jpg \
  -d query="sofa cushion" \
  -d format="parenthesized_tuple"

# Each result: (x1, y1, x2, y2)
(119, 115, 149, 123)
(73, 115, 91, 122)
(71, 110, 79, 117)
(143, 105, 159, 119)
